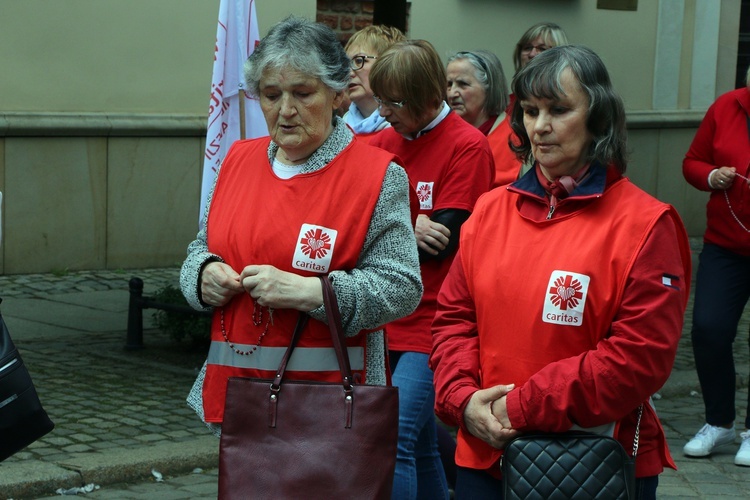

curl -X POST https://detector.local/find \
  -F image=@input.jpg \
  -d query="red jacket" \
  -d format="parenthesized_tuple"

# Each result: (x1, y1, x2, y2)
(487, 115, 522, 188)
(430, 163, 691, 478)
(683, 86, 750, 255)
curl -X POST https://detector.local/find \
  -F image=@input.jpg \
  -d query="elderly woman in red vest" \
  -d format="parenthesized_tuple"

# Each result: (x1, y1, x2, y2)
(180, 14, 421, 459)
(430, 45, 691, 500)
(446, 50, 522, 188)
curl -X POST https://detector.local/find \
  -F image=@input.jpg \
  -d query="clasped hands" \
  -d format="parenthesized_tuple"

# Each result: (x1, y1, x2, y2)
(200, 261, 323, 311)
(463, 384, 519, 449)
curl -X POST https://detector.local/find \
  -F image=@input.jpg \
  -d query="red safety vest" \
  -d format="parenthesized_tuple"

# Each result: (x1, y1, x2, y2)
(456, 178, 679, 469)
(203, 136, 394, 423)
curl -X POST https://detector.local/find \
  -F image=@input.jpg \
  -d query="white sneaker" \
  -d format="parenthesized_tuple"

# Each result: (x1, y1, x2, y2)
(683, 423, 736, 457)
(735, 431, 750, 466)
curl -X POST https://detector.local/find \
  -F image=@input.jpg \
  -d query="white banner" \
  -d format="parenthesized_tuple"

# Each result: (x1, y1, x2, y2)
(200, 0, 267, 225)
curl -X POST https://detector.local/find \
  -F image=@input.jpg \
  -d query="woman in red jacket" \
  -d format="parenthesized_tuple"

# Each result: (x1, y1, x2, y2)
(681, 68, 750, 467)
(430, 45, 691, 499)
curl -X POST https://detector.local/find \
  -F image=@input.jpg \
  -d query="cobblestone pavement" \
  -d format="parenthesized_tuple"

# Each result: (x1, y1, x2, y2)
(1, 245, 750, 498)
(0, 268, 181, 299)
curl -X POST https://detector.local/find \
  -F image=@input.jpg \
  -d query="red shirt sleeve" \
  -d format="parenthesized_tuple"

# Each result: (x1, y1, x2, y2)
(683, 101, 718, 191)
(429, 252, 481, 429)
(506, 213, 690, 431)
(432, 136, 494, 213)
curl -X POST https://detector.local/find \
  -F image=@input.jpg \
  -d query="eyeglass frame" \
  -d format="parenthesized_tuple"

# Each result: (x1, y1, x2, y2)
(350, 55, 377, 71)
(373, 95, 408, 110)
(520, 44, 549, 54)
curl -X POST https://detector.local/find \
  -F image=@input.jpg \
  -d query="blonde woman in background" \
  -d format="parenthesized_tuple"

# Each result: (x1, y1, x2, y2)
(343, 25, 405, 141)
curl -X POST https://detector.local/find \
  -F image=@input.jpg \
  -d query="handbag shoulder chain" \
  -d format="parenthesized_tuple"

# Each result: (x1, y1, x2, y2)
(632, 403, 644, 458)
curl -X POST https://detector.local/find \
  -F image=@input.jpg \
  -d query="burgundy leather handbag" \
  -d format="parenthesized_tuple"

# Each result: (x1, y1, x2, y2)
(218, 276, 399, 499)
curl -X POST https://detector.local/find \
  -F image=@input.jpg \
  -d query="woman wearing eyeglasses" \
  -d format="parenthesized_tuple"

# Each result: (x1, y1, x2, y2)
(343, 25, 405, 141)
(507, 22, 569, 116)
(446, 50, 522, 188)
(513, 22, 569, 73)
(368, 39, 494, 499)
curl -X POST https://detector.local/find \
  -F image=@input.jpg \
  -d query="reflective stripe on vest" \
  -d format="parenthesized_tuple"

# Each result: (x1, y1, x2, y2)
(206, 341, 365, 372)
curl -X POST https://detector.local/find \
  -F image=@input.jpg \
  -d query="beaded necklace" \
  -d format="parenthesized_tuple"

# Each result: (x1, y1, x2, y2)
(724, 171, 750, 233)
(220, 302, 274, 356)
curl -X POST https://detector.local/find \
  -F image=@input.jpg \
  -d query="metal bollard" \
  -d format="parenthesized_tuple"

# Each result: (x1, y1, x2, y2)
(126, 277, 145, 350)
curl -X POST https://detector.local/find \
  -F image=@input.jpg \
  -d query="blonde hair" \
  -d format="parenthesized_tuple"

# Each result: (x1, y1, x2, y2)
(344, 25, 406, 56)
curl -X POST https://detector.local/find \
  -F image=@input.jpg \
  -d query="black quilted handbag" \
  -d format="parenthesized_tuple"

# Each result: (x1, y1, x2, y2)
(501, 405, 642, 500)
(0, 299, 55, 461)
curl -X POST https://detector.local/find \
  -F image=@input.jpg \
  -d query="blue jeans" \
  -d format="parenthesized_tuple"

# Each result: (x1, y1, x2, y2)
(390, 351, 449, 499)
(454, 467, 659, 499)
(691, 243, 750, 429)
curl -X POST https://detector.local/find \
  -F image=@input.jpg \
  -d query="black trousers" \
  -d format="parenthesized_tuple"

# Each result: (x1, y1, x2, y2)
(691, 243, 750, 429)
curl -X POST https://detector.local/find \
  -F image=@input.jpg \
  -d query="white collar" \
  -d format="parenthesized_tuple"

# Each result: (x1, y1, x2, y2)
(403, 101, 451, 140)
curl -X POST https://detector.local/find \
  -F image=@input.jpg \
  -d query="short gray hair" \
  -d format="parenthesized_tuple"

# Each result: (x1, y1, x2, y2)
(243, 16, 349, 97)
(447, 50, 509, 116)
(510, 45, 628, 173)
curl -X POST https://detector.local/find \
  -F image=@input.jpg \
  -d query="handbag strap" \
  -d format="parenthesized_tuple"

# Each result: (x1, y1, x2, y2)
(319, 275, 355, 391)
(270, 276, 355, 393)
(270, 312, 310, 393)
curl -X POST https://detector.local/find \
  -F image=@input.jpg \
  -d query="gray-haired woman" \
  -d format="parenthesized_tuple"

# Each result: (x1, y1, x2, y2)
(430, 45, 691, 499)
(180, 11, 422, 465)
(446, 50, 522, 187)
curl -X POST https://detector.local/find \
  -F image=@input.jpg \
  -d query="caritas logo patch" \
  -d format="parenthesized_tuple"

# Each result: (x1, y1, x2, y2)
(292, 224, 337, 273)
(542, 270, 590, 326)
(416, 181, 434, 210)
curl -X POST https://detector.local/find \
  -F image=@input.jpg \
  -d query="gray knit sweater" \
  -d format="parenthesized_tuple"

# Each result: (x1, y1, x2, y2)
(180, 117, 422, 433)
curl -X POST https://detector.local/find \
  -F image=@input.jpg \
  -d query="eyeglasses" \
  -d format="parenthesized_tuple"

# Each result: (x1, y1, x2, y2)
(521, 44, 549, 54)
(350, 55, 377, 71)
(373, 95, 407, 109)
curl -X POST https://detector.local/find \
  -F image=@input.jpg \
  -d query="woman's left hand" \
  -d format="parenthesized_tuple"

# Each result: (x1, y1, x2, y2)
(239, 265, 324, 311)
(463, 384, 519, 449)
(415, 214, 450, 255)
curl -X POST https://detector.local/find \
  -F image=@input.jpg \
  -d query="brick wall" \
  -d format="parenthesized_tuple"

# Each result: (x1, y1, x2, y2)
(318, 1, 414, 45)
(316, 1, 376, 44)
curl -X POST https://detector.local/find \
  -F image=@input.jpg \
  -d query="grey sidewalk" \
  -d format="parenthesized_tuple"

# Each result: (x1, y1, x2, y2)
(0, 268, 219, 499)
(0, 238, 749, 498)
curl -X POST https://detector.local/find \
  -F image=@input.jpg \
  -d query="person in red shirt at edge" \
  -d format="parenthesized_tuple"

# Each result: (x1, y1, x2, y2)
(368, 39, 494, 499)
(446, 50, 522, 188)
(681, 66, 750, 466)
(430, 45, 691, 500)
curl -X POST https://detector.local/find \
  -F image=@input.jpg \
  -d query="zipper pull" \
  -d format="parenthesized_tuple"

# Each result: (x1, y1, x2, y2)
(546, 204, 555, 220)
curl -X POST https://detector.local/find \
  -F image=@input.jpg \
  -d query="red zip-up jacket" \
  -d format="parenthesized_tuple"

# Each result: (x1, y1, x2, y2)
(430, 163, 691, 478)
(683, 86, 750, 255)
